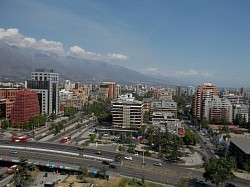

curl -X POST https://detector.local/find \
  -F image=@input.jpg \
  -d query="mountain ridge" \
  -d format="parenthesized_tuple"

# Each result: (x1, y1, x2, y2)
(0, 41, 183, 86)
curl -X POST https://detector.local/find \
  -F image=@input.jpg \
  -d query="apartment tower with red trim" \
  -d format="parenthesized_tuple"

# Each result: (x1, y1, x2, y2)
(192, 82, 218, 120)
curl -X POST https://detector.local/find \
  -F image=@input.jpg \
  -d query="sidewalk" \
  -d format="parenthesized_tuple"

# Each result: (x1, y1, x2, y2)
(233, 170, 250, 180)
(181, 152, 203, 166)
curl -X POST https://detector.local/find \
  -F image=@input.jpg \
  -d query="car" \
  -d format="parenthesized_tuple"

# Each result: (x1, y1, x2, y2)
(109, 164, 117, 169)
(225, 183, 236, 187)
(202, 156, 207, 161)
(77, 147, 84, 150)
(10, 150, 18, 154)
(124, 156, 132, 160)
(102, 160, 110, 165)
(195, 180, 206, 185)
(96, 151, 102, 155)
(134, 152, 139, 156)
(154, 162, 162, 167)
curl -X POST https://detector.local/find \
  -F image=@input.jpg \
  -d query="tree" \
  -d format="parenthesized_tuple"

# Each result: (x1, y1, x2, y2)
(201, 117, 209, 129)
(50, 113, 58, 121)
(22, 121, 29, 130)
(141, 175, 145, 185)
(79, 165, 88, 180)
(203, 157, 236, 187)
(178, 177, 188, 187)
(1, 119, 9, 129)
(234, 114, 246, 127)
(64, 106, 77, 118)
(89, 134, 96, 143)
(13, 157, 34, 186)
(183, 128, 198, 145)
(119, 133, 126, 143)
(99, 165, 108, 179)
(115, 153, 122, 162)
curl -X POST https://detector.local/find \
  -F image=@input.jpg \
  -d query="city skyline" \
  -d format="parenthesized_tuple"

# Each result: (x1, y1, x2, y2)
(1, 0, 250, 88)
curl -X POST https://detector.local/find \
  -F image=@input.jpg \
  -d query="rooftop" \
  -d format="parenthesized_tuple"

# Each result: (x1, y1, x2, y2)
(230, 136, 250, 154)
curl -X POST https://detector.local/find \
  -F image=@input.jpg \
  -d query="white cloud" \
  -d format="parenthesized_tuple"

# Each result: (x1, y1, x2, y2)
(201, 72, 213, 77)
(107, 53, 128, 60)
(21, 37, 37, 47)
(0, 28, 23, 45)
(0, 28, 64, 53)
(141, 67, 213, 78)
(36, 39, 64, 53)
(69, 45, 101, 59)
(175, 69, 198, 76)
(0, 27, 128, 61)
(141, 67, 159, 74)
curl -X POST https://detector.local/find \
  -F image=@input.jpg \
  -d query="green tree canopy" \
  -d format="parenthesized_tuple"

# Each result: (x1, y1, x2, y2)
(13, 157, 34, 186)
(234, 114, 246, 127)
(1, 119, 10, 129)
(201, 117, 209, 129)
(203, 157, 236, 187)
(183, 128, 198, 145)
(79, 165, 88, 180)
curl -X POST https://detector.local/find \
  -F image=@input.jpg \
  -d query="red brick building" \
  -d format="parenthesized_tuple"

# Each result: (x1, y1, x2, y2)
(0, 89, 22, 119)
(11, 89, 40, 127)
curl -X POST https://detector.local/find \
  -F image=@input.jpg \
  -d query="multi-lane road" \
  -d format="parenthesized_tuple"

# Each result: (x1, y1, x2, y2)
(0, 140, 249, 186)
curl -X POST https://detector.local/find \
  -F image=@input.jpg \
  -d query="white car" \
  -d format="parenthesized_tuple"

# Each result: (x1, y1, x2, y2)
(10, 150, 18, 154)
(124, 156, 132, 161)
(154, 162, 162, 167)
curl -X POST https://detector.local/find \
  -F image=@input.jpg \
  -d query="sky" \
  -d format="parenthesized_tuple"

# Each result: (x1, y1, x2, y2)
(0, 0, 250, 88)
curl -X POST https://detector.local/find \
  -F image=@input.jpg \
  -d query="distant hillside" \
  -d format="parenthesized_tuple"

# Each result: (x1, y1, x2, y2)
(0, 41, 177, 86)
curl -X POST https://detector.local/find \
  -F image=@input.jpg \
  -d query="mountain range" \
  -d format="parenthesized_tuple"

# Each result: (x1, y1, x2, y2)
(0, 41, 184, 86)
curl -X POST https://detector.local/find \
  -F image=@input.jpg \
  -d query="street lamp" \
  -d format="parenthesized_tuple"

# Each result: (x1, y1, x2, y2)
(142, 146, 145, 169)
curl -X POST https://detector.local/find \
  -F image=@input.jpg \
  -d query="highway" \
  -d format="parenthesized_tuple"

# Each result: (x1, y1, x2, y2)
(0, 141, 249, 186)
(0, 147, 195, 186)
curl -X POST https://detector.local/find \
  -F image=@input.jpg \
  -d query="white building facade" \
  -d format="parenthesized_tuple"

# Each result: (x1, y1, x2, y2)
(111, 94, 143, 129)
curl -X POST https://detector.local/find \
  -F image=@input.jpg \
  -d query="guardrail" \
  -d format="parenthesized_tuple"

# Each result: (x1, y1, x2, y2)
(0, 145, 114, 162)
(0, 174, 13, 187)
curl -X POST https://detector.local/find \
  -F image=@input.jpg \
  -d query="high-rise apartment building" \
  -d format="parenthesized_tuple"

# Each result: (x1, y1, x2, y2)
(233, 104, 249, 123)
(111, 93, 143, 129)
(192, 82, 218, 119)
(150, 99, 177, 119)
(187, 86, 195, 96)
(11, 89, 40, 127)
(203, 95, 233, 122)
(26, 69, 59, 115)
(99, 82, 117, 99)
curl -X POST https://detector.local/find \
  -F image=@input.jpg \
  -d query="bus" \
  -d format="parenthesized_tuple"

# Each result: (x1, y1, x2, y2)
(6, 165, 18, 174)
(11, 135, 27, 142)
(61, 135, 71, 143)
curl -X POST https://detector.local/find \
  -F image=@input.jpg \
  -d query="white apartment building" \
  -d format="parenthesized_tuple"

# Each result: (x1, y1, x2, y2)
(150, 99, 177, 119)
(203, 95, 233, 122)
(111, 93, 143, 129)
(27, 69, 59, 115)
(233, 104, 249, 123)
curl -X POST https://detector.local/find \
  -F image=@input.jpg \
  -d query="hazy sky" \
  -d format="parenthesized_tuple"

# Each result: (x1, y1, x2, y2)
(1, 0, 250, 88)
